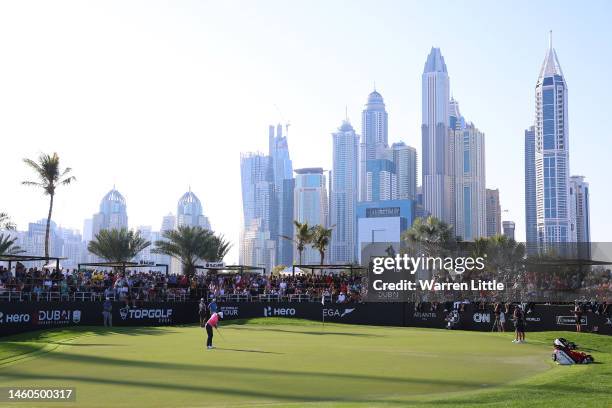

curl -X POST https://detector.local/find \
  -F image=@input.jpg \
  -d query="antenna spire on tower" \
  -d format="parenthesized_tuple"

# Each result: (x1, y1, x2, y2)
(549, 30, 553, 49)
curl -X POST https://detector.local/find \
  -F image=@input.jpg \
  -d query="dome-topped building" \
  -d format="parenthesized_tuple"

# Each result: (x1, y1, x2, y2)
(366, 90, 384, 106)
(92, 186, 128, 236)
(176, 188, 211, 230)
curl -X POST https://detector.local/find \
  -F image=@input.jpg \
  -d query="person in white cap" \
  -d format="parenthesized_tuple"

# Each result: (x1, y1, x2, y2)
(204, 311, 223, 349)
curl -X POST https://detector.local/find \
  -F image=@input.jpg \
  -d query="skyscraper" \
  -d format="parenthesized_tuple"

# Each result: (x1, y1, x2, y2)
(330, 120, 359, 264)
(392, 142, 418, 201)
(240, 152, 275, 272)
(92, 187, 128, 236)
(453, 121, 486, 241)
(485, 188, 501, 237)
(293, 168, 328, 264)
(360, 90, 389, 202)
(524, 126, 537, 245)
(269, 124, 294, 266)
(176, 188, 211, 230)
(569, 176, 590, 243)
(534, 34, 574, 244)
(503, 221, 516, 240)
(422, 48, 453, 223)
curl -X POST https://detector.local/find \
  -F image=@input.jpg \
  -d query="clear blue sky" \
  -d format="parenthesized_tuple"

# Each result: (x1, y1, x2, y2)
(1, 0, 610, 262)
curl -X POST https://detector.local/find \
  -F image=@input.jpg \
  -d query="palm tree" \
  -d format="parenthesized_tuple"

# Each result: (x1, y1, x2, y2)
(0, 213, 16, 230)
(153, 225, 230, 277)
(403, 216, 455, 256)
(281, 221, 314, 265)
(402, 216, 456, 278)
(22, 153, 75, 259)
(311, 224, 334, 265)
(0, 234, 24, 256)
(483, 235, 525, 278)
(201, 233, 232, 263)
(87, 228, 151, 263)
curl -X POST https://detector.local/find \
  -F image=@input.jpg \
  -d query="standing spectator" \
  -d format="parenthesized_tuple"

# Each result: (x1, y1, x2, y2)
(512, 305, 525, 343)
(573, 302, 583, 333)
(209, 298, 218, 314)
(198, 298, 208, 326)
(492, 302, 502, 332)
(102, 297, 113, 327)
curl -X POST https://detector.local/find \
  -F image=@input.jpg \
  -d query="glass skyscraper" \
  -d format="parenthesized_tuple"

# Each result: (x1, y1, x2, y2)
(360, 90, 389, 202)
(534, 35, 575, 244)
(330, 120, 359, 264)
(421, 48, 453, 224)
(269, 124, 294, 266)
(240, 152, 275, 272)
(293, 168, 328, 264)
(92, 187, 128, 236)
(524, 126, 537, 247)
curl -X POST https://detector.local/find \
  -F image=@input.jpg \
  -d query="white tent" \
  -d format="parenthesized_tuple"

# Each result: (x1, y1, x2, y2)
(279, 266, 305, 276)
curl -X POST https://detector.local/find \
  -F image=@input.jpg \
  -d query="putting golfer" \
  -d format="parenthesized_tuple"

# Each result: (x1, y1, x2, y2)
(204, 311, 223, 349)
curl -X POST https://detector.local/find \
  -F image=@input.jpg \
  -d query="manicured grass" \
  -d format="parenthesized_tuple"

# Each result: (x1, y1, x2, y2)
(0, 319, 610, 407)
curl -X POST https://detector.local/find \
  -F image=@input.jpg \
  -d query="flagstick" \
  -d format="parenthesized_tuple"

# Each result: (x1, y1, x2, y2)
(321, 295, 325, 330)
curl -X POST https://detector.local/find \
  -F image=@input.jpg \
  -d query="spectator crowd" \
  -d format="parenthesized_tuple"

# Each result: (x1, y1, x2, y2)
(0, 264, 364, 304)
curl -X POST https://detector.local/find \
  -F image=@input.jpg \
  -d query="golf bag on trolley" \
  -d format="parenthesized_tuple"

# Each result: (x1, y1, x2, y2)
(552, 338, 594, 365)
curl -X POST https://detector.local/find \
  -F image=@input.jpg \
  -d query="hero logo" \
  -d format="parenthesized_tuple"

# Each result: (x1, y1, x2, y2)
(119, 306, 173, 322)
(263, 306, 296, 317)
(556, 316, 587, 326)
(0, 311, 31, 324)
(473, 313, 491, 323)
(323, 308, 355, 318)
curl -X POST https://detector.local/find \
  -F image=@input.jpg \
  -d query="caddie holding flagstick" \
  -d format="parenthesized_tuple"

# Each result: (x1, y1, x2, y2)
(204, 311, 224, 349)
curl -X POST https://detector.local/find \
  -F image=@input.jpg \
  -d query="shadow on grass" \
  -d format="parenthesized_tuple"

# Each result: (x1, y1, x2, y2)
(3, 369, 607, 405)
(45, 342, 127, 347)
(230, 326, 383, 338)
(0, 370, 472, 405)
(2, 342, 484, 388)
(215, 347, 284, 354)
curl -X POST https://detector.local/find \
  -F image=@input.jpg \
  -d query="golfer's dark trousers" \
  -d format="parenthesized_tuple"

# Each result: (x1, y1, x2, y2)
(206, 323, 214, 347)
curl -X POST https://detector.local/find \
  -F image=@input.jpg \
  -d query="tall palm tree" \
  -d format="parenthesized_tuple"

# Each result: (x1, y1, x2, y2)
(153, 225, 230, 277)
(0, 234, 24, 256)
(0, 213, 16, 230)
(281, 221, 314, 265)
(311, 224, 334, 265)
(88, 228, 151, 263)
(22, 153, 75, 259)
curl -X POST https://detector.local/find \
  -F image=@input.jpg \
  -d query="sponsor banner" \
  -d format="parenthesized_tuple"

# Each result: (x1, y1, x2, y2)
(0, 302, 198, 336)
(556, 315, 587, 326)
(1, 302, 611, 336)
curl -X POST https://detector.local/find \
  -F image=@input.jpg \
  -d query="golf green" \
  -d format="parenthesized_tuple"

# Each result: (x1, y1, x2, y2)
(0, 319, 610, 407)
